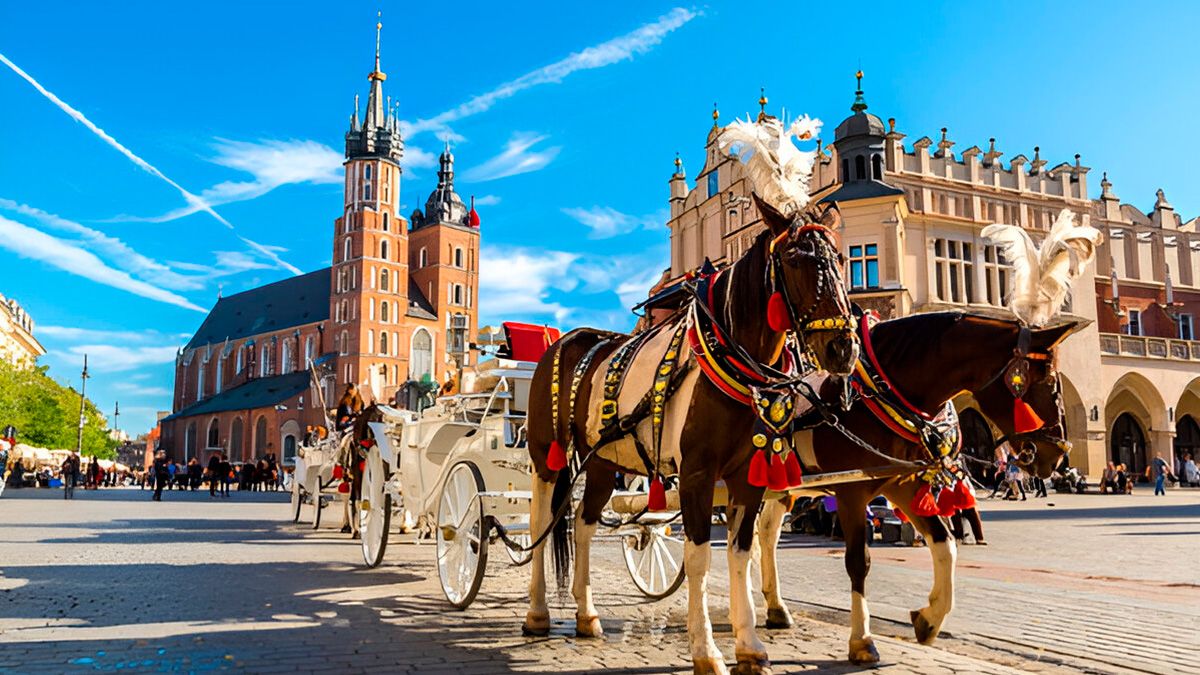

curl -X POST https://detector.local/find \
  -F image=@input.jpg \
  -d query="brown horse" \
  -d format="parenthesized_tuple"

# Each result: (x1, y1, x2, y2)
(523, 197, 859, 675)
(755, 311, 1080, 664)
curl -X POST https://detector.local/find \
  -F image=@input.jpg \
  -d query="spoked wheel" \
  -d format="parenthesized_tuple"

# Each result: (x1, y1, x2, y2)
(436, 461, 488, 609)
(359, 446, 391, 568)
(503, 532, 532, 566)
(623, 522, 687, 600)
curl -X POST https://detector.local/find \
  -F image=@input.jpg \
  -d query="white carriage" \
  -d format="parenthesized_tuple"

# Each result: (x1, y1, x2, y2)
(356, 323, 687, 608)
(291, 359, 355, 530)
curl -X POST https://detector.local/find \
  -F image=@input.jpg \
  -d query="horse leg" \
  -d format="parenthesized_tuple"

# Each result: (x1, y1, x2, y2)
(837, 488, 878, 664)
(572, 467, 615, 637)
(724, 479, 770, 675)
(681, 480, 727, 675)
(522, 473, 556, 636)
(886, 484, 956, 644)
(756, 498, 792, 629)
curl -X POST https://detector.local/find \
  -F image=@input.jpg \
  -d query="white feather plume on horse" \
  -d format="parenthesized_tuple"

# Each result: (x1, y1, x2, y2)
(718, 115, 821, 217)
(981, 208, 1103, 326)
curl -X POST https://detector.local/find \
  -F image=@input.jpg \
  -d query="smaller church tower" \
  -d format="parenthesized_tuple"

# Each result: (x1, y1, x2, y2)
(330, 14, 409, 397)
(409, 144, 481, 367)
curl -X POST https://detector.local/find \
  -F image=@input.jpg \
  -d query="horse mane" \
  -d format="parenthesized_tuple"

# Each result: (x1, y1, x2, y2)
(713, 229, 773, 356)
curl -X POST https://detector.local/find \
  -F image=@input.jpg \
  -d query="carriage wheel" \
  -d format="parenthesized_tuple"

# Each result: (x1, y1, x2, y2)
(622, 522, 686, 599)
(436, 461, 489, 609)
(504, 532, 532, 566)
(359, 447, 391, 568)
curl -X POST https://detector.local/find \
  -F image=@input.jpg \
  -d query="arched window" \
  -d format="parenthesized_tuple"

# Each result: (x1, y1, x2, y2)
(215, 357, 224, 393)
(854, 155, 866, 180)
(872, 154, 883, 180)
(281, 340, 293, 374)
(230, 417, 244, 460)
(260, 345, 271, 377)
(368, 329, 375, 354)
(282, 435, 297, 463)
(236, 346, 244, 373)
(380, 331, 389, 355)
(841, 158, 850, 183)
(419, 248, 427, 267)
(380, 269, 390, 291)
(381, 301, 389, 322)
(343, 237, 352, 262)
(364, 164, 372, 180)
(454, 247, 464, 268)
(383, 212, 390, 232)
(196, 361, 206, 400)
(207, 418, 220, 448)
(454, 284, 463, 305)
(339, 331, 349, 356)
(184, 422, 196, 461)
(254, 416, 268, 456)
(381, 239, 389, 260)
(362, 183, 372, 201)
(304, 335, 315, 366)
(412, 329, 433, 381)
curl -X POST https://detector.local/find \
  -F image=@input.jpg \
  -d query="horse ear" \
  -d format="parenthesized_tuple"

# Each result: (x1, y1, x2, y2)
(752, 193, 790, 237)
(816, 203, 841, 231)
(1032, 319, 1089, 351)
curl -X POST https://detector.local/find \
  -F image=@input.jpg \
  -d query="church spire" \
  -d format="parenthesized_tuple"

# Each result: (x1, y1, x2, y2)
(364, 12, 387, 130)
(850, 70, 868, 113)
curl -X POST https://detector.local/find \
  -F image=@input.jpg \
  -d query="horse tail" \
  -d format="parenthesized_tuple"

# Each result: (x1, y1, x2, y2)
(549, 442, 574, 595)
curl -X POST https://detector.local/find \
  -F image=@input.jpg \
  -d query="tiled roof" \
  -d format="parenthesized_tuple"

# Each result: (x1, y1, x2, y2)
(184, 268, 331, 351)
(161, 371, 311, 423)
(406, 279, 437, 320)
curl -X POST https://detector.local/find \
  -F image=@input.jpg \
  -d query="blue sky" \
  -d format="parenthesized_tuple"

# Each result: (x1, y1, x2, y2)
(1, 1, 1197, 434)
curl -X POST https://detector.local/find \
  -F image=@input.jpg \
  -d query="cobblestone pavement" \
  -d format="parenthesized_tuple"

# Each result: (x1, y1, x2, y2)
(0, 488, 1196, 674)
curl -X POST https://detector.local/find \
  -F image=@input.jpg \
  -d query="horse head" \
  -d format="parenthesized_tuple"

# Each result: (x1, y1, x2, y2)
(755, 195, 858, 376)
(971, 319, 1085, 478)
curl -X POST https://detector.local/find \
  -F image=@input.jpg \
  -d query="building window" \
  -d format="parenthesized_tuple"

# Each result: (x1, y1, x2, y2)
(281, 340, 293, 374)
(872, 154, 883, 180)
(362, 183, 372, 201)
(381, 301, 389, 322)
(207, 418, 219, 448)
(236, 346, 244, 373)
(848, 244, 879, 290)
(305, 336, 315, 366)
(983, 245, 1011, 306)
(1126, 309, 1142, 336)
(383, 211, 390, 232)
(1180, 314, 1195, 341)
(196, 362, 206, 400)
(854, 155, 866, 180)
(381, 239, 389, 260)
(933, 238, 974, 304)
(419, 247, 427, 267)
(380, 331, 388, 355)
(364, 164, 372, 180)
(343, 238, 352, 262)
(707, 170, 719, 199)
(841, 159, 850, 183)
(339, 331, 349, 356)
(412, 329, 433, 381)
(380, 269, 390, 291)
(454, 247, 464, 268)
(260, 345, 271, 377)
(215, 357, 223, 393)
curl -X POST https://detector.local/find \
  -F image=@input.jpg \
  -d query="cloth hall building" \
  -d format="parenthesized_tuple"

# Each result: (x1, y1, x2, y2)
(160, 27, 481, 465)
(665, 80, 1200, 481)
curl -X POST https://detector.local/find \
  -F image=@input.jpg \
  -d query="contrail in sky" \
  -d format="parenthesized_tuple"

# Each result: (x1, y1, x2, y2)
(0, 51, 301, 275)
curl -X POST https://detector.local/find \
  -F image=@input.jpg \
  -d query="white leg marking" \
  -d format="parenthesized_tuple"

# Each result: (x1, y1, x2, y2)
(757, 500, 789, 615)
(525, 476, 555, 630)
(685, 540, 727, 673)
(572, 514, 601, 634)
(850, 591, 871, 641)
(728, 527, 767, 660)
(926, 538, 956, 623)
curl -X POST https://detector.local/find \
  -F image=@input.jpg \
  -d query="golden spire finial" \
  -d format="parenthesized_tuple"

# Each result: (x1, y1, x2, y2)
(758, 86, 768, 116)
(674, 152, 682, 170)
(712, 102, 719, 125)
(375, 11, 383, 72)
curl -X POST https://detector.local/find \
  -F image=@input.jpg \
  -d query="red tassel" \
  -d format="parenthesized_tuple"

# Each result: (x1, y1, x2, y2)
(748, 450, 769, 487)
(767, 453, 789, 492)
(767, 291, 793, 332)
(784, 450, 804, 488)
(358, 460, 365, 472)
(910, 483, 940, 517)
(546, 440, 568, 471)
(337, 481, 350, 494)
(332, 465, 344, 480)
(893, 507, 909, 523)
(1013, 398, 1044, 434)
(648, 476, 667, 511)
(935, 485, 958, 517)
(954, 479, 976, 510)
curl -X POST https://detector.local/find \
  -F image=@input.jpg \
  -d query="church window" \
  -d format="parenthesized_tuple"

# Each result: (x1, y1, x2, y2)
(260, 344, 271, 377)
(362, 183, 372, 201)
(381, 301, 389, 322)
(379, 331, 388, 355)
(215, 357, 223, 394)
(364, 164, 373, 180)
(419, 248, 427, 267)
(381, 240, 389, 260)
(343, 237, 352, 262)
(707, 170, 719, 200)
(339, 331, 349, 356)
(380, 269, 390, 291)
(383, 212, 390, 232)
(841, 159, 850, 183)
(872, 154, 883, 180)
(207, 418, 219, 448)
(454, 247, 463, 268)
(305, 336, 315, 366)
(412, 329, 433, 380)
(236, 346, 244, 374)
(196, 362, 206, 400)
(854, 155, 866, 180)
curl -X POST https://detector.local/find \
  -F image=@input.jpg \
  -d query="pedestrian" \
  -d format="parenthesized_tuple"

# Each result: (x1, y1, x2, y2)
(1100, 461, 1117, 494)
(166, 460, 177, 490)
(208, 452, 222, 497)
(187, 457, 202, 491)
(60, 453, 79, 500)
(219, 455, 232, 498)
(1116, 464, 1132, 494)
(1150, 453, 1173, 496)
(1005, 456, 1026, 501)
(1033, 473, 1048, 499)
(152, 450, 170, 501)
(1184, 453, 1199, 487)
(336, 383, 364, 431)
(87, 457, 101, 490)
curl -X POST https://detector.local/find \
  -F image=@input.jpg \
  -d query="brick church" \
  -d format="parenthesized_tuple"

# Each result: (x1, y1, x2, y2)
(160, 22, 481, 465)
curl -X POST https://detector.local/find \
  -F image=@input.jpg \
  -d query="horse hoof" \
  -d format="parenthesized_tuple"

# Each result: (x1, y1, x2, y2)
(732, 654, 771, 675)
(764, 607, 793, 629)
(522, 611, 550, 637)
(340, 525, 352, 534)
(692, 657, 730, 675)
(848, 637, 880, 664)
(911, 609, 937, 644)
(574, 614, 604, 638)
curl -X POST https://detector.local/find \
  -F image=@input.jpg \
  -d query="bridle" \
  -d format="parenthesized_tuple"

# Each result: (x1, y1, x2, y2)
(981, 325, 1070, 466)
(768, 222, 857, 338)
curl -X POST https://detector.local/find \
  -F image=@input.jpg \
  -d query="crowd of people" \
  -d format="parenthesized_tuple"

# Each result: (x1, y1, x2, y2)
(1098, 451, 1198, 495)
(144, 450, 284, 501)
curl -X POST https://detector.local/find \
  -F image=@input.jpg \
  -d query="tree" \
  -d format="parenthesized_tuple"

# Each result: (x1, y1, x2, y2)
(0, 361, 116, 459)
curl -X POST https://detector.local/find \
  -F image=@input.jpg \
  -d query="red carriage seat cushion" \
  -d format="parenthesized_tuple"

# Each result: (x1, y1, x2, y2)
(503, 322, 561, 363)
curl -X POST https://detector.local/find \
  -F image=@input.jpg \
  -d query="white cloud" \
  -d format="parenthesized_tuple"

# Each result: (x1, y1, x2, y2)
(58, 344, 179, 373)
(402, 145, 438, 172)
(112, 382, 172, 397)
(562, 206, 669, 239)
(0, 51, 299, 275)
(117, 139, 342, 223)
(473, 195, 501, 207)
(38, 326, 153, 343)
(463, 133, 561, 182)
(404, 8, 699, 138)
(480, 246, 580, 322)
(0, 215, 205, 312)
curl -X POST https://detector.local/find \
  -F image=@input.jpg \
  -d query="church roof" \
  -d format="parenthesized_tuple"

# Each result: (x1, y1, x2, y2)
(406, 279, 437, 320)
(161, 370, 311, 422)
(819, 180, 904, 204)
(184, 268, 331, 351)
